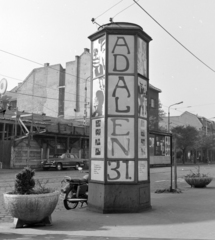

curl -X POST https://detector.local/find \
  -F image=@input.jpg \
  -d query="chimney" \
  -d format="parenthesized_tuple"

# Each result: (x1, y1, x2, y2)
(84, 48, 90, 53)
(44, 63, 50, 67)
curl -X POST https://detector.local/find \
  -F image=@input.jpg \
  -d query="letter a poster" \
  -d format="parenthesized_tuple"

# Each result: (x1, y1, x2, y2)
(108, 35, 134, 74)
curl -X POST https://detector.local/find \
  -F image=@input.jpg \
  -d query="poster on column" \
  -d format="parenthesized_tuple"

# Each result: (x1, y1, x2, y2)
(107, 117, 134, 158)
(137, 38, 147, 77)
(108, 75, 134, 115)
(91, 160, 104, 181)
(107, 160, 134, 182)
(138, 77, 147, 118)
(91, 118, 104, 158)
(92, 78, 105, 117)
(138, 161, 148, 181)
(108, 35, 134, 74)
(92, 35, 106, 79)
(138, 118, 148, 158)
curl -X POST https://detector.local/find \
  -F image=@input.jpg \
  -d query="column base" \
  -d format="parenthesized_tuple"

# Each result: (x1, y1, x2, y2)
(88, 182, 151, 213)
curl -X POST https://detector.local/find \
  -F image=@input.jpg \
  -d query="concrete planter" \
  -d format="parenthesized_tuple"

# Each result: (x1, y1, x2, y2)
(185, 177, 213, 188)
(3, 190, 60, 228)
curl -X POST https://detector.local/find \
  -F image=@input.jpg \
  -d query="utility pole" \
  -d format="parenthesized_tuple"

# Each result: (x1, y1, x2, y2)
(84, 76, 90, 127)
(174, 137, 178, 189)
(27, 114, 33, 167)
(168, 101, 183, 191)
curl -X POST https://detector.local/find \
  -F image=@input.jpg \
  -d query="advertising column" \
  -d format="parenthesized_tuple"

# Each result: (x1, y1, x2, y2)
(88, 22, 152, 213)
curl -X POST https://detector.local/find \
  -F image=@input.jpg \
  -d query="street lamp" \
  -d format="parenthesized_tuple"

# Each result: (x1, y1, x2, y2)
(168, 101, 183, 192)
(168, 101, 183, 132)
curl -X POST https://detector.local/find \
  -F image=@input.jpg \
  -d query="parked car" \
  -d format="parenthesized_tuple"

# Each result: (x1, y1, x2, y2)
(41, 153, 86, 171)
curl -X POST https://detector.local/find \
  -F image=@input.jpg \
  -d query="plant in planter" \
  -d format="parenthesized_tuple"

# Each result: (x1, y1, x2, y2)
(184, 165, 213, 188)
(3, 167, 60, 228)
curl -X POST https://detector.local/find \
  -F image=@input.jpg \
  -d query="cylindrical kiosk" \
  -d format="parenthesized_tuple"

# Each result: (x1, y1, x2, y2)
(88, 22, 152, 213)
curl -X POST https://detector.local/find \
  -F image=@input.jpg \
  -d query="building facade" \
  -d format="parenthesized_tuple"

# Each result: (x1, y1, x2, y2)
(14, 48, 161, 126)
(160, 111, 203, 131)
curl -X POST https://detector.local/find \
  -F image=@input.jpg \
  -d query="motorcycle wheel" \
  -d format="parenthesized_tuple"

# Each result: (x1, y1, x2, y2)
(63, 189, 78, 210)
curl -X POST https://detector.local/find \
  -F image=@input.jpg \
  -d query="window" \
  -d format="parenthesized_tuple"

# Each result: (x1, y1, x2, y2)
(149, 135, 155, 156)
(151, 98, 155, 108)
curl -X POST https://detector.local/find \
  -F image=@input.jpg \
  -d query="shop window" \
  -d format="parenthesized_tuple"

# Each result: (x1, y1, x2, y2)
(149, 135, 155, 156)
(155, 136, 165, 156)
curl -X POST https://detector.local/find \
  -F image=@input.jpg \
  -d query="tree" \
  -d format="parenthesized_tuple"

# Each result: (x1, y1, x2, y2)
(149, 100, 166, 131)
(171, 125, 199, 164)
(195, 131, 215, 162)
(158, 100, 166, 122)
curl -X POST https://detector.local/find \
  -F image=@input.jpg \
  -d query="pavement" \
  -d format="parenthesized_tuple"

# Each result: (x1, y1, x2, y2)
(1, 165, 215, 240)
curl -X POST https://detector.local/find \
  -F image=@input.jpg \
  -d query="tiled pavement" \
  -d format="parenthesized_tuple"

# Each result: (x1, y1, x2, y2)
(1, 165, 215, 240)
(0, 167, 190, 223)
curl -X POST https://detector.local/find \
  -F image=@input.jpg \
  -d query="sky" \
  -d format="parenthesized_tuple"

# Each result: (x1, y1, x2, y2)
(0, 0, 215, 118)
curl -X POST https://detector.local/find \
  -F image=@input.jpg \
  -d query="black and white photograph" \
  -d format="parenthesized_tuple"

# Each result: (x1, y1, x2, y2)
(95, 148, 101, 156)
(95, 138, 101, 146)
(95, 129, 101, 136)
(96, 119, 101, 127)
(0, 1, 215, 239)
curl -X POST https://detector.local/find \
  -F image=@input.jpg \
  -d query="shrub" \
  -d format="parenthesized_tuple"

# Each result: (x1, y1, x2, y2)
(14, 167, 35, 194)
(185, 165, 209, 178)
(12, 167, 53, 195)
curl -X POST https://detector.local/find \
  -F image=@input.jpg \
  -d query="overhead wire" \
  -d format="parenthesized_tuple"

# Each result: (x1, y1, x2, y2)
(38, 102, 90, 121)
(0, 1, 131, 120)
(5, 1, 214, 120)
(112, 0, 138, 19)
(7, 90, 88, 104)
(0, 48, 92, 84)
(0, 0, 137, 104)
(0, 73, 90, 100)
(94, 0, 124, 20)
(133, 0, 215, 74)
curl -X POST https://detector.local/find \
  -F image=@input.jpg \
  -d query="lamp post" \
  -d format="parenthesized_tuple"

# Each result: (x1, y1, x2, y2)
(167, 101, 183, 191)
(168, 101, 183, 132)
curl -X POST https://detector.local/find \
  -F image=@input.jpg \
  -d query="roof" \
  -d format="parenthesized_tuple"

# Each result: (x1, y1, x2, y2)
(149, 84, 161, 93)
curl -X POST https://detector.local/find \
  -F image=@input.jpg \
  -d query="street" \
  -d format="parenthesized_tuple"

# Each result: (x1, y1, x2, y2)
(0, 164, 213, 223)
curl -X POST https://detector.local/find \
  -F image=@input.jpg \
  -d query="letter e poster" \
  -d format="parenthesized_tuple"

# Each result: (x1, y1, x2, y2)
(107, 117, 134, 158)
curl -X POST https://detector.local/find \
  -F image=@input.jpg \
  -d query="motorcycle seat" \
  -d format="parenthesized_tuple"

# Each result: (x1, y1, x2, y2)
(70, 178, 88, 184)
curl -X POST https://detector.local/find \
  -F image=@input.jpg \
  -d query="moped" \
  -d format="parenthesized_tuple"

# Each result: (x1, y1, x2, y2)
(61, 174, 88, 210)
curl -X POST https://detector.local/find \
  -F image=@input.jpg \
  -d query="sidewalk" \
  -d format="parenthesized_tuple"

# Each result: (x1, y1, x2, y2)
(1, 165, 215, 240)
